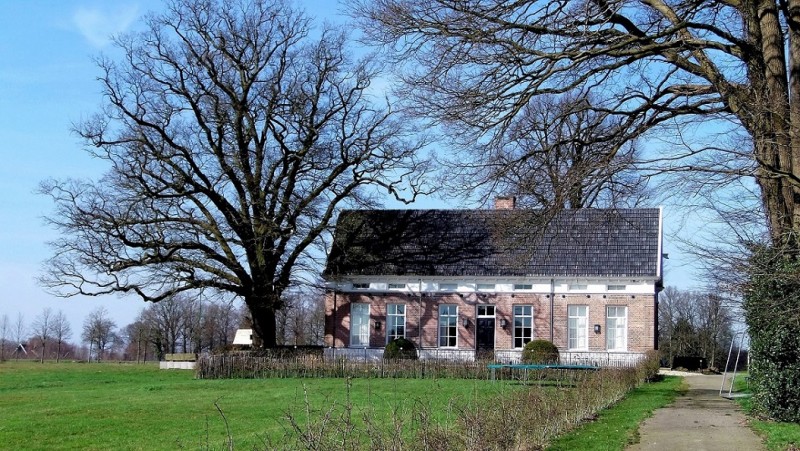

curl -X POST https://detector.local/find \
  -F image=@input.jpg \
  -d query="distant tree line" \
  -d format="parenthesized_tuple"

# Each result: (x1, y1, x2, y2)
(658, 287, 736, 371)
(0, 288, 325, 363)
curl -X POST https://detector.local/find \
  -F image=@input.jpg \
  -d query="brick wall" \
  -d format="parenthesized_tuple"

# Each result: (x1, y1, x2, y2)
(325, 291, 656, 353)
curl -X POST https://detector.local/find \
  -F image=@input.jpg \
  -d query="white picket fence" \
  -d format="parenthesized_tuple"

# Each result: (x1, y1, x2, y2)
(323, 347, 645, 367)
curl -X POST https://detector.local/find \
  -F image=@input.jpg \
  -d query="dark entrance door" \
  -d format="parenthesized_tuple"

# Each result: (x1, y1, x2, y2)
(476, 318, 495, 351)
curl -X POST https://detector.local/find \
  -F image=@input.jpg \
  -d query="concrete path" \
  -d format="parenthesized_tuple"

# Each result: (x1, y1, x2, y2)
(627, 373, 764, 451)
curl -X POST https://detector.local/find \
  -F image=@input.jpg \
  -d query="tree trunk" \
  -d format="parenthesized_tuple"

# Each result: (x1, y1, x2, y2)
(247, 296, 279, 348)
(752, 1, 797, 241)
(787, 0, 800, 231)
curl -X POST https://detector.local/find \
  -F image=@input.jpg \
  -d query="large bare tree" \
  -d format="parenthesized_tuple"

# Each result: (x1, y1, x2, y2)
(352, 0, 800, 242)
(41, 0, 431, 346)
(443, 93, 648, 209)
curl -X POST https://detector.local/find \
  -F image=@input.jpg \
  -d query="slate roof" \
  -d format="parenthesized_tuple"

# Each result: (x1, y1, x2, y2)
(324, 208, 662, 279)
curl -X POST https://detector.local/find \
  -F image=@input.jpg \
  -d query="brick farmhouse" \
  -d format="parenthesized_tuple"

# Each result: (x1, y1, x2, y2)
(323, 199, 663, 366)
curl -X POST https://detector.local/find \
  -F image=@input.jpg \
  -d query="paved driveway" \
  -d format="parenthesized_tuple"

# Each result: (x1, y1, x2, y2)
(627, 373, 764, 451)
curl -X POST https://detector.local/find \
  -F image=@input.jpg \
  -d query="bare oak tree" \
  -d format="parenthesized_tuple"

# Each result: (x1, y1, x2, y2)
(41, 0, 431, 346)
(353, 0, 800, 242)
(442, 94, 648, 209)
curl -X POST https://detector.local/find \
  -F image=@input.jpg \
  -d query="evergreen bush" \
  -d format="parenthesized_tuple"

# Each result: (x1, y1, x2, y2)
(521, 340, 559, 364)
(384, 338, 418, 360)
(744, 245, 800, 422)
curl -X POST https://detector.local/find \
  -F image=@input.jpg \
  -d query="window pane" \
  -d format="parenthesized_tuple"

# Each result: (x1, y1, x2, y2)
(350, 303, 370, 347)
(439, 305, 458, 347)
(568, 305, 588, 350)
(387, 303, 406, 342)
(606, 306, 627, 350)
(513, 305, 533, 348)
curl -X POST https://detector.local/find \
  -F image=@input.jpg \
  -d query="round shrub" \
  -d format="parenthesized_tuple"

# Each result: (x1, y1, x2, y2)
(384, 338, 418, 360)
(521, 340, 559, 364)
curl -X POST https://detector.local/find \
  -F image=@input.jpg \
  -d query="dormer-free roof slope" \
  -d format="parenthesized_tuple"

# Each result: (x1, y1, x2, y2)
(324, 208, 662, 280)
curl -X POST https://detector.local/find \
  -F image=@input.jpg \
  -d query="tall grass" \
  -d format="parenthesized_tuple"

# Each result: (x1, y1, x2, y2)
(272, 351, 662, 450)
(0, 361, 488, 450)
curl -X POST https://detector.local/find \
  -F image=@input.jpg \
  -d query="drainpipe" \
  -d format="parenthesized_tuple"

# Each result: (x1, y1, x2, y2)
(332, 284, 338, 349)
(418, 278, 423, 350)
(549, 278, 555, 342)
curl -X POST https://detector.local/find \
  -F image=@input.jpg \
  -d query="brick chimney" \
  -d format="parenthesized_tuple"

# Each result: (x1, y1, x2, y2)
(494, 196, 516, 210)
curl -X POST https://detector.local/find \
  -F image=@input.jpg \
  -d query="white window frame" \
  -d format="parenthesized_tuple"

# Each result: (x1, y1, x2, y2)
(606, 306, 628, 351)
(352, 283, 370, 290)
(569, 284, 588, 291)
(438, 305, 458, 348)
(477, 305, 495, 317)
(386, 304, 406, 342)
(476, 283, 496, 291)
(568, 305, 588, 350)
(438, 283, 458, 291)
(513, 284, 533, 291)
(607, 284, 627, 291)
(388, 283, 406, 290)
(513, 305, 533, 348)
(350, 303, 370, 347)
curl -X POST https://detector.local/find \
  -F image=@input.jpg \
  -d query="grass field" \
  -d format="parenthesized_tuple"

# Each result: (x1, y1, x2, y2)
(547, 375, 684, 450)
(0, 361, 506, 450)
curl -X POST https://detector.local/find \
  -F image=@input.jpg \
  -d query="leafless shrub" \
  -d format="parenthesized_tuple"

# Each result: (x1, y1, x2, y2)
(274, 359, 656, 450)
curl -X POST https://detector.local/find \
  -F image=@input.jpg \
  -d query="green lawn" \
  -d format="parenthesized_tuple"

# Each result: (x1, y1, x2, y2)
(0, 361, 501, 450)
(547, 376, 684, 451)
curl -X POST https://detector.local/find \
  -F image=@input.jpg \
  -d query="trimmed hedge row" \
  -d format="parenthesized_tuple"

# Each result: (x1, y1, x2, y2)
(744, 245, 800, 422)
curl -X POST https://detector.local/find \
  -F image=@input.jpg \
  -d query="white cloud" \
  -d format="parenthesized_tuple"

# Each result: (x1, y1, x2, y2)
(72, 5, 139, 48)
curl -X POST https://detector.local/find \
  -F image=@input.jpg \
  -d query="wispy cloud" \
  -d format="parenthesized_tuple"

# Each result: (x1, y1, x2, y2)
(73, 5, 139, 48)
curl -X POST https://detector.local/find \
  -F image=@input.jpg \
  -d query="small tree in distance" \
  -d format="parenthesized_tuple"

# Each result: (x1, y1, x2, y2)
(13, 313, 25, 360)
(0, 314, 9, 361)
(82, 307, 116, 362)
(31, 308, 54, 363)
(51, 311, 72, 363)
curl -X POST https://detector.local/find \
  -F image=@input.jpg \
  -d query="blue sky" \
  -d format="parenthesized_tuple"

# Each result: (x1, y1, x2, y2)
(0, 1, 697, 340)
